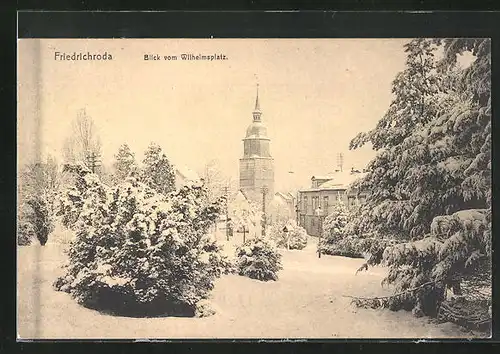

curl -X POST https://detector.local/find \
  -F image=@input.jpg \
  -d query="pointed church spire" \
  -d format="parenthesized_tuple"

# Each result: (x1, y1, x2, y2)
(252, 83, 262, 122)
(255, 83, 261, 111)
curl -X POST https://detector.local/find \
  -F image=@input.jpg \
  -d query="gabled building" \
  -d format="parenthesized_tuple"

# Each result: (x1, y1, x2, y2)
(298, 169, 367, 236)
(174, 165, 200, 190)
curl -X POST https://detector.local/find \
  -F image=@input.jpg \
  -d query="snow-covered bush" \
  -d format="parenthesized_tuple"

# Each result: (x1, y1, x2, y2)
(267, 220, 308, 250)
(17, 158, 63, 246)
(236, 238, 282, 281)
(17, 213, 34, 246)
(57, 163, 94, 229)
(24, 196, 54, 246)
(318, 202, 363, 258)
(54, 176, 231, 317)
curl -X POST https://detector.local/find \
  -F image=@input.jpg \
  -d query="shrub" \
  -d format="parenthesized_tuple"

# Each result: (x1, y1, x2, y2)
(17, 196, 55, 246)
(320, 235, 364, 258)
(17, 217, 34, 246)
(54, 177, 231, 317)
(267, 220, 308, 250)
(57, 163, 93, 229)
(318, 202, 363, 258)
(17, 159, 62, 246)
(236, 238, 282, 281)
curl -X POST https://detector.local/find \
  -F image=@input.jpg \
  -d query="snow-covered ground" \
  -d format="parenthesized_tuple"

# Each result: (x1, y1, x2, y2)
(17, 237, 481, 339)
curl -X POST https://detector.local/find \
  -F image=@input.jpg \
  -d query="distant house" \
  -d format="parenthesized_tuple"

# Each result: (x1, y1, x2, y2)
(268, 192, 296, 224)
(174, 165, 200, 190)
(298, 169, 367, 236)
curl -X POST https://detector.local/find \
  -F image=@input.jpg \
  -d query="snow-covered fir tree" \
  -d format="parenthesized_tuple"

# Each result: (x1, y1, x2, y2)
(140, 142, 176, 195)
(347, 38, 491, 322)
(112, 143, 138, 182)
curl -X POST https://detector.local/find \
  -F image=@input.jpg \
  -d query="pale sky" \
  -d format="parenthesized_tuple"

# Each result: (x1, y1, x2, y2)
(18, 38, 410, 192)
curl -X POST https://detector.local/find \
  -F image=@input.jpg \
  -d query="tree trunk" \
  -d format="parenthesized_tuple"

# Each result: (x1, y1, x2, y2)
(452, 281, 463, 296)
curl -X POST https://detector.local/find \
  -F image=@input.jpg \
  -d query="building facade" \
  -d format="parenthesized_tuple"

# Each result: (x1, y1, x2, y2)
(298, 170, 367, 236)
(239, 85, 275, 213)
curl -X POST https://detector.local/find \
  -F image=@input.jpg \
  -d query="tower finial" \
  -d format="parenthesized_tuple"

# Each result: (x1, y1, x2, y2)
(252, 82, 262, 122)
(255, 83, 260, 111)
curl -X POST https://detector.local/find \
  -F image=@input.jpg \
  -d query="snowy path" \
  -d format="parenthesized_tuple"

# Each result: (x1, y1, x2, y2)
(17, 240, 475, 339)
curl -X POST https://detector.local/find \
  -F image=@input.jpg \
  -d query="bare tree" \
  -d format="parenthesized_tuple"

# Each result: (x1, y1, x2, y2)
(200, 159, 235, 203)
(63, 108, 102, 168)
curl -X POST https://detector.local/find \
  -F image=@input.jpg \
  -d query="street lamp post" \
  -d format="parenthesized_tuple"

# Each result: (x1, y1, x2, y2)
(223, 186, 230, 241)
(261, 185, 268, 237)
(315, 206, 323, 258)
(296, 191, 301, 225)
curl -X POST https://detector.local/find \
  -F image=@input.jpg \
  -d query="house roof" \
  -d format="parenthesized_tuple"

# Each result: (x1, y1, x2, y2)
(275, 191, 294, 201)
(238, 189, 250, 201)
(300, 171, 367, 192)
(175, 165, 200, 181)
(270, 194, 288, 206)
(311, 175, 335, 181)
(230, 189, 253, 210)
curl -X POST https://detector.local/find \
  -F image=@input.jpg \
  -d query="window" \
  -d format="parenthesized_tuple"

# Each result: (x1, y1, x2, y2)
(303, 196, 308, 213)
(323, 196, 329, 213)
(312, 196, 318, 211)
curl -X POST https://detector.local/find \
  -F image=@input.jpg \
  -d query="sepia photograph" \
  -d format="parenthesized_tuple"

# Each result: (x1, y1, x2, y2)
(16, 37, 492, 339)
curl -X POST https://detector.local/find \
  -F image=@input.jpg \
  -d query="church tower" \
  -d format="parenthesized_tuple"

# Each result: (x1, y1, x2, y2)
(239, 85, 275, 212)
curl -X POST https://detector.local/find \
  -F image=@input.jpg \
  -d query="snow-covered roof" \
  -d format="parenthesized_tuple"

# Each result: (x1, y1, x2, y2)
(319, 171, 366, 189)
(270, 196, 287, 207)
(238, 189, 250, 201)
(175, 165, 200, 181)
(230, 190, 252, 210)
(275, 191, 294, 201)
(301, 171, 367, 192)
(311, 175, 335, 181)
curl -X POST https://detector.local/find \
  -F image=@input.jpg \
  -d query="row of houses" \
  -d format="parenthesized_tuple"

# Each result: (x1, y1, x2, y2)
(175, 163, 368, 238)
(230, 168, 367, 237)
